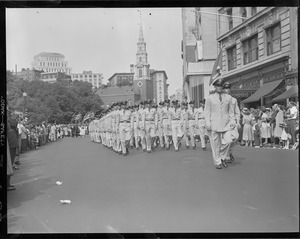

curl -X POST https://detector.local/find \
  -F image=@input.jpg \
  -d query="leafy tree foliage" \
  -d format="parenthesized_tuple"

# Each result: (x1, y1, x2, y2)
(6, 71, 103, 124)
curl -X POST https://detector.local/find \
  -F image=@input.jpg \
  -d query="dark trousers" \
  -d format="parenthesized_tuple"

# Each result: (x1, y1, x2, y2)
(9, 147, 16, 164)
(287, 119, 296, 144)
(21, 138, 27, 153)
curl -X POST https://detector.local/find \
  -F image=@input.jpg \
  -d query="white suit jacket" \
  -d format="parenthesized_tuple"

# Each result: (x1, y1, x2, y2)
(205, 92, 235, 132)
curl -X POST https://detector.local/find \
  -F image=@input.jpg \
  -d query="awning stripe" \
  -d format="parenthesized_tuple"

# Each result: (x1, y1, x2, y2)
(241, 80, 282, 103)
(272, 86, 298, 101)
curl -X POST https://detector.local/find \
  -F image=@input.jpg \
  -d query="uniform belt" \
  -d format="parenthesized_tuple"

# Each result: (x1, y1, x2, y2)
(145, 119, 154, 121)
(188, 119, 195, 120)
(120, 121, 130, 123)
(198, 118, 205, 120)
(172, 119, 180, 121)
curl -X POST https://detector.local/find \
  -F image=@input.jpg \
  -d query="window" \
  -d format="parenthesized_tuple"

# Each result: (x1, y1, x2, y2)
(85, 75, 87, 78)
(139, 57, 142, 62)
(243, 35, 258, 64)
(139, 69, 142, 78)
(251, 7, 257, 16)
(80, 75, 83, 78)
(94, 75, 97, 78)
(227, 46, 237, 71)
(227, 8, 233, 30)
(266, 23, 281, 55)
(241, 7, 247, 21)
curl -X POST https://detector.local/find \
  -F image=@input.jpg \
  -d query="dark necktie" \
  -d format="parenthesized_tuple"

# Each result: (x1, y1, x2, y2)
(219, 93, 222, 102)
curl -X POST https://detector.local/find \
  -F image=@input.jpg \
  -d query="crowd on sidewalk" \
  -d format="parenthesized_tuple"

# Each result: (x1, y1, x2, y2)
(238, 101, 299, 150)
(6, 110, 89, 191)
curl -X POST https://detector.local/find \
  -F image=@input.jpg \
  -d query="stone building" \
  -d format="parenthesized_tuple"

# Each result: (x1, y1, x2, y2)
(16, 68, 43, 81)
(71, 71, 103, 89)
(215, 7, 298, 108)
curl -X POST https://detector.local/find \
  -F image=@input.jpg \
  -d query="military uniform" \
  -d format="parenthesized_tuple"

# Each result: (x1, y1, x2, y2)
(195, 104, 206, 149)
(169, 101, 183, 151)
(161, 100, 172, 149)
(186, 101, 197, 149)
(117, 101, 132, 156)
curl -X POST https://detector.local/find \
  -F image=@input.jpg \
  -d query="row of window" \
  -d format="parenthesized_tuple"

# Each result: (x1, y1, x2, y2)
(39, 62, 67, 67)
(227, 23, 281, 71)
(227, 7, 257, 30)
(40, 68, 69, 73)
(43, 57, 63, 61)
(72, 74, 101, 78)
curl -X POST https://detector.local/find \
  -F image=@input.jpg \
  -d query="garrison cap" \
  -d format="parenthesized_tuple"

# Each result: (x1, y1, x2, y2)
(164, 99, 170, 104)
(159, 102, 164, 106)
(212, 77, 225, 87)
(189, 100, 195, 104)
(223, 81, 232, 89)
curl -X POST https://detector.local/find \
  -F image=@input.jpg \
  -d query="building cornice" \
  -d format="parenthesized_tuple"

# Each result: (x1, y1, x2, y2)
(222, 53, 289, 80)
(217, 7, 276, 42)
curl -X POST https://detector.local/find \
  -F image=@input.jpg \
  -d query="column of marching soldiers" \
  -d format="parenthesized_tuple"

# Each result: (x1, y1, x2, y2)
(88, 98, 208, 156)
(88, 79, 240, 170)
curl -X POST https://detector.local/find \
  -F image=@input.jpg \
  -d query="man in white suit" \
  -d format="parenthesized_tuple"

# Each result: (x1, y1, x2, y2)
(205, 78, 235, 169)
(222, 82, 241, 162)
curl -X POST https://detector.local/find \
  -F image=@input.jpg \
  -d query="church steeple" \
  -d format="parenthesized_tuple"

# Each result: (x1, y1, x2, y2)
(139, 14, 144, 41)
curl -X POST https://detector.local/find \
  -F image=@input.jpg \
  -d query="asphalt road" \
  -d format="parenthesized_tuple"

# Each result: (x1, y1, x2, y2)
(7, 136, 299, 233)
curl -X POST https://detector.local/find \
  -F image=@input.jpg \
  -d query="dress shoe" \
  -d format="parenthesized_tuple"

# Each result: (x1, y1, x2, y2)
(215, 164, 222, 169)
(225, 159, 232, 163)
(118, 151, 122, 155)
(229, 153, 234, 161)
(147, 150, 152, 153)
(202, 147, 206, 151)
(221, 159, 228, 168)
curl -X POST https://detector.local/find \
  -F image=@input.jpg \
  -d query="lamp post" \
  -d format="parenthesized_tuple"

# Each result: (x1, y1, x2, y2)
(22, 92, 27, 119)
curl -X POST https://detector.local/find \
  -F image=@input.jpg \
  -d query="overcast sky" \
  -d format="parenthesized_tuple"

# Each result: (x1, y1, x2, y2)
(6, 8, 183, 95)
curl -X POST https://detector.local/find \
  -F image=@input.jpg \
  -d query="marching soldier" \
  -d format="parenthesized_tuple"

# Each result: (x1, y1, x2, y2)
(195, 100, 207, 150)
(130, 104, 140, 149)
(116, 101, 132, 156)
(222, 82, 241, 162)
(169, 100, 183, 151)
(157, 102, 165, 148)
(138, 101, 146, 151)
(186, 100, 197, 149)
(205, 78, 235, 169)
(180, 102, 189, 149)
(142, 100, 158, 153)
(161, 99, 172, 149)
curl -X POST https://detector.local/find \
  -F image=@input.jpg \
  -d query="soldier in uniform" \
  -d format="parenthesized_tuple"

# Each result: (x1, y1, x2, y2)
(222, 82, 241, 162)
(180, 102, 189, 149)
(169, 100, 183, 151)
(161, 99, 172, 149)
(157, 102, 165, 148)
(142, 100, 158, 153)
(186, 100, 197, 149)
(130, 104, 140, 149)
(195, 100, 207, 150)
(138, 101, 146, 151)
(116, 101, 132, 156)
(205, 78, 235, 169)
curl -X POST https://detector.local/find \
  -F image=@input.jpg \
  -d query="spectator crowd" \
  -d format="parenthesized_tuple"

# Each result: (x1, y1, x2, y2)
(7, 111, 88, 191)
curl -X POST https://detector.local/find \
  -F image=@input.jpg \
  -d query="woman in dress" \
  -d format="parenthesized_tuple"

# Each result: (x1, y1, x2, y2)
(242, 108, 254, 147)
(273, 105, 284, 148)
(260, 107, 271, 147)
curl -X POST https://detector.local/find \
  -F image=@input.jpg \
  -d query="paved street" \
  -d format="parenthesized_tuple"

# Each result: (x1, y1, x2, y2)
(8, 136, 299, 233)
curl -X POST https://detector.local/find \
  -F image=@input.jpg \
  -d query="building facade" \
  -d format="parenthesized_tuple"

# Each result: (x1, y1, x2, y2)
(216, 7, 298, 107)
(71, 71, 103, 89)
(107, 73, 134, 87)
(97, 85, 140, 109)
(16, 68, 43, 81)
(151, 70, 168, 103)
(40, 72, 71, 83)
(182, 7, 218, 107)
(32, 52, 72, 75)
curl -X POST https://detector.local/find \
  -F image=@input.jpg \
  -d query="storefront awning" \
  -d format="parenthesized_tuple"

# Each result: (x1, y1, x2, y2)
(272, 86, 298, 102)
(241, 80, 282, 103)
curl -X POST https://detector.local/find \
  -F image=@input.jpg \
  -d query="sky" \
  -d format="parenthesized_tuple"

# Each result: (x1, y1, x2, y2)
(6, 8, 183, 95)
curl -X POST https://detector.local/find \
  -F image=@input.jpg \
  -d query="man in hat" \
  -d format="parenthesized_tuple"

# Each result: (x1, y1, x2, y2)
(114, 102, 122, 153)
(156, 102, 165, 148)
(161, 99, 172, 149)
(286, 101, 298, 145)
(222, 81, 241, 162)
(195, 100, 207, 150)
(142, 100, 158, 152)
(130, 103, 140, 150)
(169, 100, 183, 151)
(205, 77, 235, 169)
(137, 101, 146, 151)
(185, 100, 197, 149)
(116, 101, 132, 156)
(181, 102, 190, 149)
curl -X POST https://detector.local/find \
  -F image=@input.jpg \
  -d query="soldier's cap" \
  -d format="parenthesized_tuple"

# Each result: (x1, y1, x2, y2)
(223, 81, 232, 89)
(122, 100, 127, 105)
(212, 77, 225, 87)
(172, 100, 178, 105)
(134, 104, 139, 108)
(152, 104, 158, 108)
(159, 102, 164, 106)
(146, 100, 152, 104)
(164, 99, 170, 104)
(189, 100, 195, 104)
(182, 102, 188, 106)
